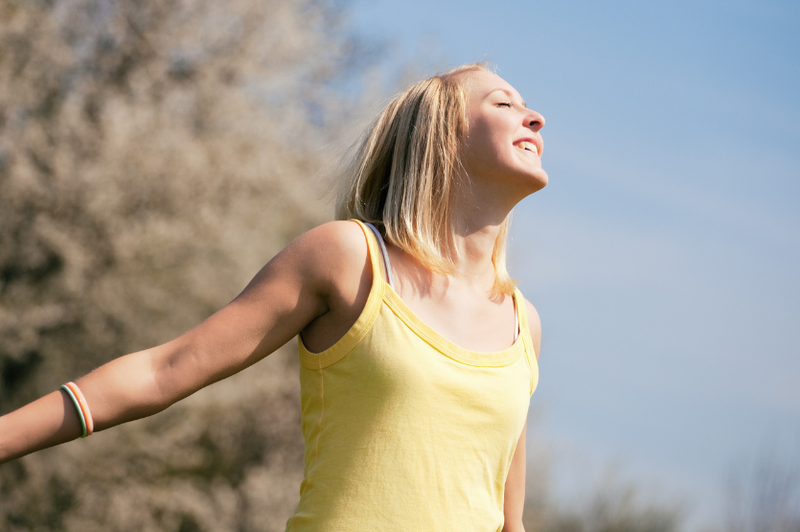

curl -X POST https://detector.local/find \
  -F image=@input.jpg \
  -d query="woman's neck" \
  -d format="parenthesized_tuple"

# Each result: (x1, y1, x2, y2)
(450, 219, 501, 285)
(448, 177, 519, 286)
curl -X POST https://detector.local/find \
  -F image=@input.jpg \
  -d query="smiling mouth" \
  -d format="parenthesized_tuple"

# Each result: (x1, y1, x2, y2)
(517, 141, 539, 156)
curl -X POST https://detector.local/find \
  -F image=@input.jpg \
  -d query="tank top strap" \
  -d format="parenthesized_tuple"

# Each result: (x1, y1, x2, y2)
(514, 289, 538, 396)
(363, 222, 394, 288)
(297, 221, 385, 369)
(351, 220, 389, 290)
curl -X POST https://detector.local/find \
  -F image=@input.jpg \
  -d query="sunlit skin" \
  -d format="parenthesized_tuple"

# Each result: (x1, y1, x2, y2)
(0, 69, 545, 532)
(460, 70, 547, 207)
(368, 72, 547, 380)
(380, 72, 549, 351)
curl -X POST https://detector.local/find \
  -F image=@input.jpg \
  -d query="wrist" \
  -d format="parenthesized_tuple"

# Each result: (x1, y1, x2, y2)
(502, 521, 525, 532)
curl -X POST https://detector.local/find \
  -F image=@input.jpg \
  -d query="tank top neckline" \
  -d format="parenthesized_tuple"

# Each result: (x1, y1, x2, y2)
(297, 220, 533, 370)
(381, 281, 526, 367)
(364, 221, 520, 344)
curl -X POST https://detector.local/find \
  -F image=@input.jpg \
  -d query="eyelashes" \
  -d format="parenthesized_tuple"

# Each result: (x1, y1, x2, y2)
(497, 102, 513, 108)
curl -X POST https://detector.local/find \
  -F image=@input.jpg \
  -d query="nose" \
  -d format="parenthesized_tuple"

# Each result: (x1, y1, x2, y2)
(524, 109, 545, 132)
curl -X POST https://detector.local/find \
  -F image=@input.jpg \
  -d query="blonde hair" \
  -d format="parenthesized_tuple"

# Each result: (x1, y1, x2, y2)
(336, 62, 515, 296)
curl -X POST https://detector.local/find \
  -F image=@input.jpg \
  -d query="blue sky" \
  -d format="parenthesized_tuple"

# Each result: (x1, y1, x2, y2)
(350, 0, 800, 526)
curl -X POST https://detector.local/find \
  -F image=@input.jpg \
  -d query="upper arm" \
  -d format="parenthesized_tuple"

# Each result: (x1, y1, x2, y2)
(503, 418, 528, 531)
(525, 300, 541, 361)
(501, 300, 539, 530)
(150, 220, 366, 403)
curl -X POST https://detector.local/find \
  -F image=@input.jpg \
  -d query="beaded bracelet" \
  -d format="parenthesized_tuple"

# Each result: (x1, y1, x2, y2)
(61, 382, 94, 438)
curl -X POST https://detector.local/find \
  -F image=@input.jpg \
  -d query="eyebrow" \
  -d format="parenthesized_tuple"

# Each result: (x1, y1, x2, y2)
(488, 88, 527, 108)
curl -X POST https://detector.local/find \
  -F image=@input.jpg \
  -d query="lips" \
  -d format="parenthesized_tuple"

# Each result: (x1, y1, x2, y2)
(514, 138, 542, 157)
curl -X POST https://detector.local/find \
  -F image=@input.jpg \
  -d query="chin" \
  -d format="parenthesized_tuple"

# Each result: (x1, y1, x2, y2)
(527, 170, 548, 192)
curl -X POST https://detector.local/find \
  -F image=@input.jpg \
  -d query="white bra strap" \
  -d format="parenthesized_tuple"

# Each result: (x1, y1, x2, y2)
(364, 222, 394, 288)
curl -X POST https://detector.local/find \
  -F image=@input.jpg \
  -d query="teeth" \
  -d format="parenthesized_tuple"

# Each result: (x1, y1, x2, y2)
(518, 141, 539, 155)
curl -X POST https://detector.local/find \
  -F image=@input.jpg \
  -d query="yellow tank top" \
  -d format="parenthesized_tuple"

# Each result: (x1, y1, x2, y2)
(285, 220, 538, 531)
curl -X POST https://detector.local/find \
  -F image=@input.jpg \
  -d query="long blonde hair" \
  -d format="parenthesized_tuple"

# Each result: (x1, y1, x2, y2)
(336, 63, 514, 296)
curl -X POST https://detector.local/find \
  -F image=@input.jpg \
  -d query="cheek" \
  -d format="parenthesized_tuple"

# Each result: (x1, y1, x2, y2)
(465, 119, 500, 159)
(463, 132, 492, 174)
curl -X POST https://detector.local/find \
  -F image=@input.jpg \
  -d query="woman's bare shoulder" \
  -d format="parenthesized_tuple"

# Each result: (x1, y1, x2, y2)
(304, 220, 368, 252)
(290, 220, 373, 352)
(297, 219, 367, 263)
(287, 220, 369, 291)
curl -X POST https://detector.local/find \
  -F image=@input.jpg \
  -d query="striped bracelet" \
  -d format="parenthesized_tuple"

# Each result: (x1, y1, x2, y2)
(60, 382, 94, 438)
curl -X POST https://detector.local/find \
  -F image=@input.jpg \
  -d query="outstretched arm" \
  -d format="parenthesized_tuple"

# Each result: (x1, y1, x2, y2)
(0, 222, 355, 463)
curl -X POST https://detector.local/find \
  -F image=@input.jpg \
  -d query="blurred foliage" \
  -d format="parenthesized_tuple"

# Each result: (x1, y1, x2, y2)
(522, 463, 684, 532)
(725, 452, 800, 532)
(0, 0, 375, 529)
(0, 0, 371, 412)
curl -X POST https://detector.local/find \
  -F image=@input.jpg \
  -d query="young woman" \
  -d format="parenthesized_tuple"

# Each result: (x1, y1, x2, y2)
(0, 63, 546, 532)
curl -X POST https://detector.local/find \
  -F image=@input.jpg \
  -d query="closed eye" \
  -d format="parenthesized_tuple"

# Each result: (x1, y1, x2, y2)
(497, 102, 512, 108)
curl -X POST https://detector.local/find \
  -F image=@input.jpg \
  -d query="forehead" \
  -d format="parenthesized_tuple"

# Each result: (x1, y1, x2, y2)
(457, 70, 522, 102)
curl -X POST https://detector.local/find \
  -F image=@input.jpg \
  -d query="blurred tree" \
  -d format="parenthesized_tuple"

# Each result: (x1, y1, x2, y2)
(523, 469, 685, 532)
(725, 452, 800, 532)
(0, 0, 379, 529)
(0, 0, 372, 410)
